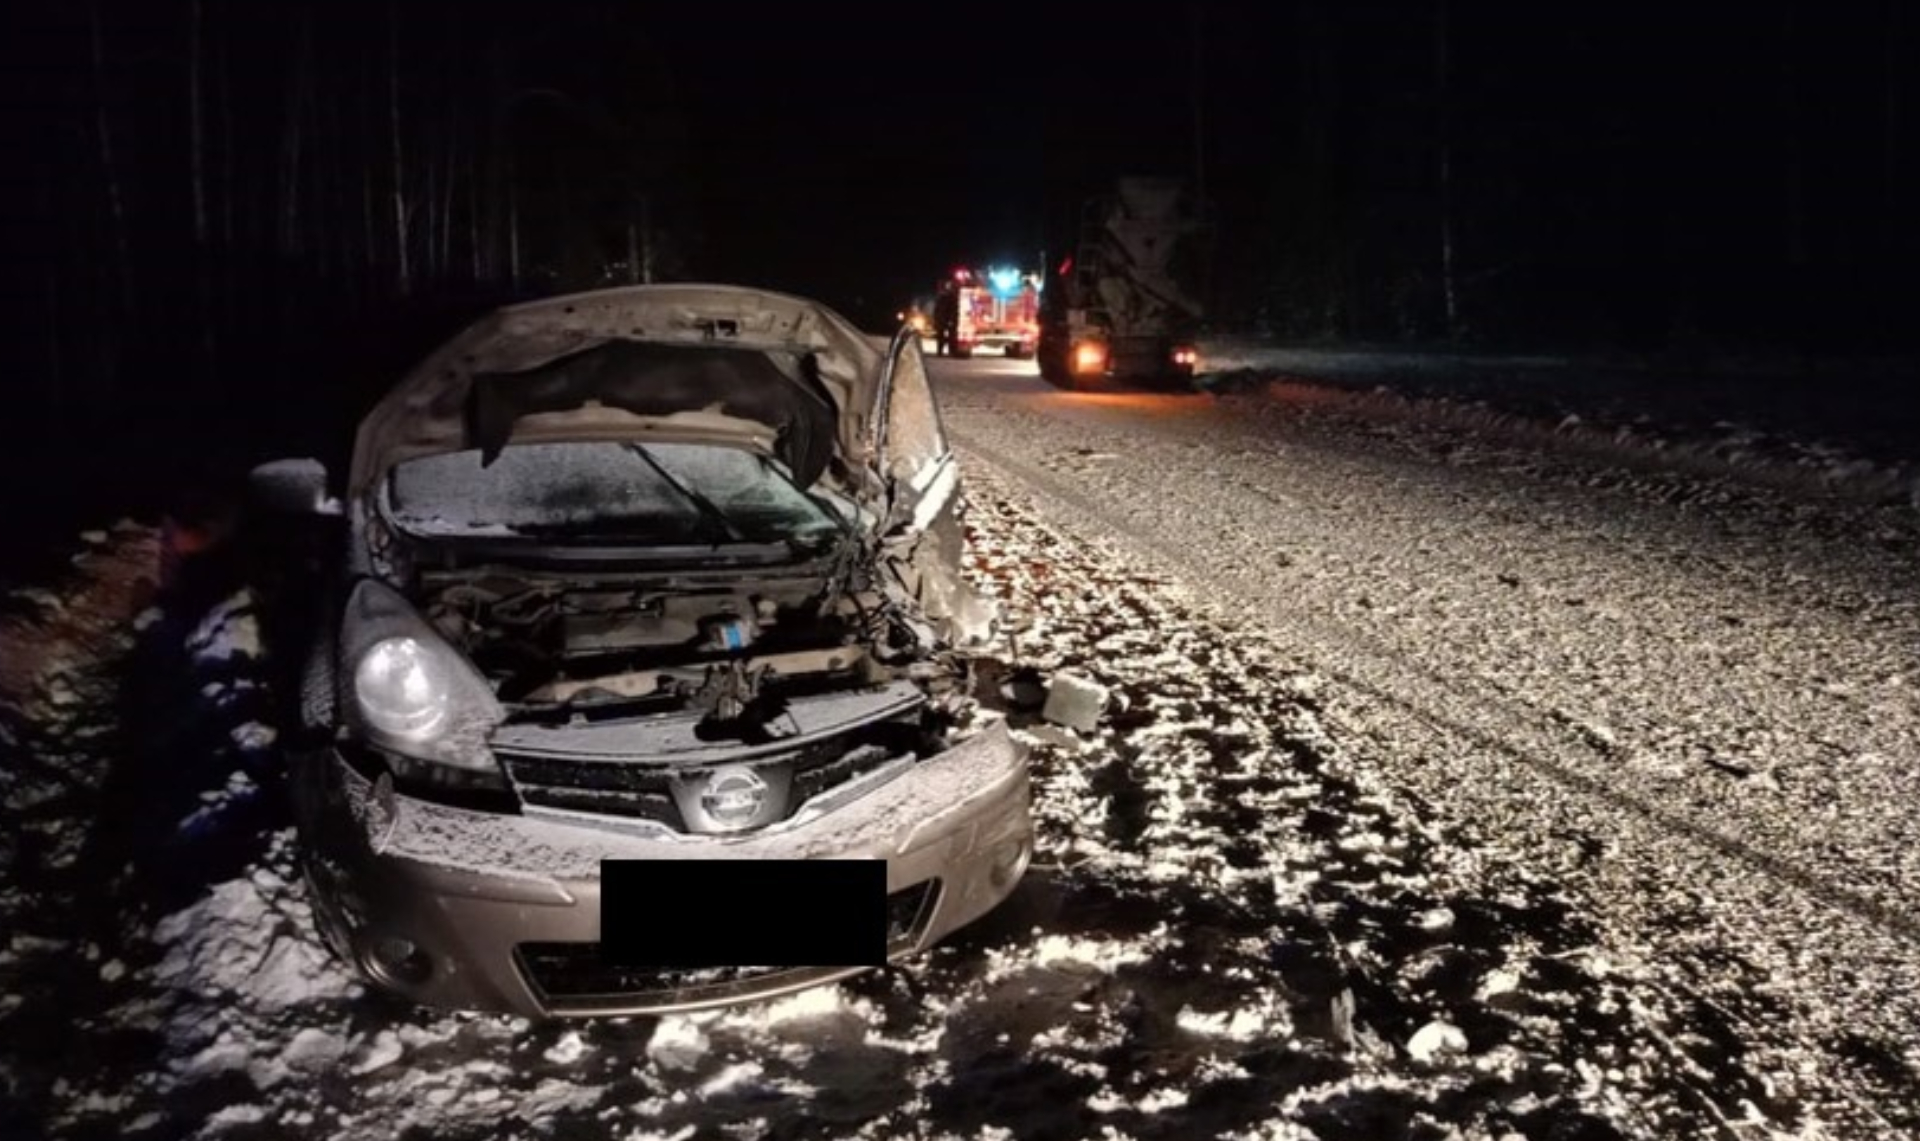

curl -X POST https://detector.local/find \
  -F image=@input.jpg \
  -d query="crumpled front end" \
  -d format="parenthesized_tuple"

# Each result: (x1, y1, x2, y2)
(293, 713, 1032, 1018)
(293, 282, 1028, 1018)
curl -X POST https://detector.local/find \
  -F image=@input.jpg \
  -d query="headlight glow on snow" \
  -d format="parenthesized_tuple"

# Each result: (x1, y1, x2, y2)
(354, 636, 452, 741)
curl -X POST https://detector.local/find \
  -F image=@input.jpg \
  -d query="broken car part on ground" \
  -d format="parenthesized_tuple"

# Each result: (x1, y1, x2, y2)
(248, 284, 1034, 1018)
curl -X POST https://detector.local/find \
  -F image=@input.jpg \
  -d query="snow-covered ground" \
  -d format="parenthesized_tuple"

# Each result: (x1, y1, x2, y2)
(1194, 339, 1920, 507)
(5, 351, 1920, 1138)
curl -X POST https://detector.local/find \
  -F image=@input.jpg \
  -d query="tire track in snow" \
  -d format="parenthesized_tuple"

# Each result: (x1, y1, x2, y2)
(950, 430, 1920, 938)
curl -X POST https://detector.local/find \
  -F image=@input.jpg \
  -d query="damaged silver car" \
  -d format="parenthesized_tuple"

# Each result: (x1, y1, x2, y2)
(250, 284, 1033, 1017)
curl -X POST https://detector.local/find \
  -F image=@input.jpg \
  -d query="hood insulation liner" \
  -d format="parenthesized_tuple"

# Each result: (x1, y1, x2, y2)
(467, 340, 840, 488)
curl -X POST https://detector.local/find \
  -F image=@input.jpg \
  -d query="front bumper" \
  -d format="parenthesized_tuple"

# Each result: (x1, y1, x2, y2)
(292, 720, 1032, 1018)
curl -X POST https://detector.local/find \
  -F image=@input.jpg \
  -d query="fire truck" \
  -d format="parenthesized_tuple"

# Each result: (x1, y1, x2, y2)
(933, 266, 1041, 359)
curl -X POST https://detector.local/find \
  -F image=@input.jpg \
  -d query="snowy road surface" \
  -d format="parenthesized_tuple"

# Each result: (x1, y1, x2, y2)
(2, 353, 1918, 1138)
(935, 355, 1920, 1134)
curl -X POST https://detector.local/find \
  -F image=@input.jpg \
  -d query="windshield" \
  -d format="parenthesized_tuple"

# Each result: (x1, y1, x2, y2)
(385, 441, 845, 548)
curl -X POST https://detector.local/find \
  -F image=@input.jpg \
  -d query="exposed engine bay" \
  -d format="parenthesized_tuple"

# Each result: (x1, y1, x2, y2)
(415, 561, 973, 738)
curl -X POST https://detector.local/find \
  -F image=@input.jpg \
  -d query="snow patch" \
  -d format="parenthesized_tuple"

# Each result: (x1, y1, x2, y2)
(199, 1104, 270, 1134)
(647, 1017, 711, 1072)
(149, 865, 357, 1010)
(717, 981, 874, 1033)
(1477, 968, 1524, 1001)
(1407, 1020, 1469, 1062)
(1177, 1004, 1269, 1041)
(698, 1061, 763, 1097)
(352, 1030, 405, 1075)
(1022, 933, 1157, 974)
(229, 722, 277, 750)
(284, 1027, 348, 1071)
(543, 1030, 588, 1064)
(186, 591, 262, 664)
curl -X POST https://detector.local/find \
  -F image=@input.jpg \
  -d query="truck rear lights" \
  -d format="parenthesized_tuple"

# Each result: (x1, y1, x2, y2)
(1172, 346, 1198, 367)
(1073, 342, 1107, 374)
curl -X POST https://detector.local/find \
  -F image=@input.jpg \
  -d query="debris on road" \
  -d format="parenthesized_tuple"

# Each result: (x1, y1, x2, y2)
(1041, 671, 1108, 733)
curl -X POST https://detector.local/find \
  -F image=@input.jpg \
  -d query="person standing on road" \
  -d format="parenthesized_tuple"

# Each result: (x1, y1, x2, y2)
(934, 281, 959, 357)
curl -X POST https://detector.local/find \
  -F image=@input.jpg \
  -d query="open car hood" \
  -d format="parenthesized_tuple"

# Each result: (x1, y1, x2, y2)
(348, 284, 888, 500)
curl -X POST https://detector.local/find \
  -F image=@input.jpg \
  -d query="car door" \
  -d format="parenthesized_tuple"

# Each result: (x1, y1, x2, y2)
(875, 327, 958, 537)
(871, 326, 993, 646)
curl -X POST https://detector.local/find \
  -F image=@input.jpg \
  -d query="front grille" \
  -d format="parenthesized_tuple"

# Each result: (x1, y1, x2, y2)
(790, 744, 900, 806)
(514, 947, 834, 1011)
(515, 881, 941, 1012)
(502, 723, 918, 831)
(503, 755, 679, 827)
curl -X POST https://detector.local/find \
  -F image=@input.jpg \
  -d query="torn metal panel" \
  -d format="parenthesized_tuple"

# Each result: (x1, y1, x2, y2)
(882, 506, 997, 650)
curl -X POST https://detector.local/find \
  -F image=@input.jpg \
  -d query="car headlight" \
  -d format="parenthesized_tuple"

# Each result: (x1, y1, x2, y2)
(341, 579, 504, 777)
(354, 637, 451, 741)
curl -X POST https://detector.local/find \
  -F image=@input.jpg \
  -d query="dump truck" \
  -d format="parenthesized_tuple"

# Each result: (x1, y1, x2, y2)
(1037, 177, 1211, 387)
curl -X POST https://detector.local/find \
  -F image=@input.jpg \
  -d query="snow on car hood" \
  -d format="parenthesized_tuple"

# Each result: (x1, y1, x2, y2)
(348, 284, 888, 498)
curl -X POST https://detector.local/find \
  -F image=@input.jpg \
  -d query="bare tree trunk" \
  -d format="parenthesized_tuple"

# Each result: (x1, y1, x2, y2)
(45, 265, 63, 416)
(507, 147, 522, 290)
(626, 202, 641, 286)
(279, 11, 314, 255)
(388, 1, 412, 295)
(468, 146, 484, 281)
(216, 8, 235, 250)
(358, 51, 377, 296)
(84, 0, 132, 318)
(42, 160, 66, 415)
(423, 138, 440, 281)
(1436, 0, 1460, 338)
(319, 34, 344, 284)
(1189, 0, 1206, 211)
(1780, 0, 1806, 264)
(640, 195, 655, 283)
(1887, 0, 1905, 246)
(1189, 0, 1213, 314)
(188, 0, 208, 245)
(361, 165, 378, 296)
(440, 127, 458, 276)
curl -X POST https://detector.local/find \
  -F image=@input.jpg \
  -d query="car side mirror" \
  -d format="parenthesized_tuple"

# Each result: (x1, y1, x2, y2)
(248, 458, 342, 517)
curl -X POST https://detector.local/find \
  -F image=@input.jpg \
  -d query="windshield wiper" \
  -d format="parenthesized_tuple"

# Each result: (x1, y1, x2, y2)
(622, 444, 746, 546)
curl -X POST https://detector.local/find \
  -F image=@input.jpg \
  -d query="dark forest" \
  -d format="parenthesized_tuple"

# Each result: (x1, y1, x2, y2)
(1, 0, 1913, 528)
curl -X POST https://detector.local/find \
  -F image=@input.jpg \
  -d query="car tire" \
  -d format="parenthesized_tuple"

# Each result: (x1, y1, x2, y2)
(301, 854, 356, 965)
